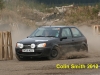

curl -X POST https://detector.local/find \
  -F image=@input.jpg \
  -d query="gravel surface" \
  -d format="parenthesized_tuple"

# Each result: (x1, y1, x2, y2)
(0, 53, 100, 75)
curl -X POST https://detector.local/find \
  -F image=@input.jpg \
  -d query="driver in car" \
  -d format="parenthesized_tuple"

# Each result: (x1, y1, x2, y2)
(44, 30, 50, 36)
(43, 30, 59, 37)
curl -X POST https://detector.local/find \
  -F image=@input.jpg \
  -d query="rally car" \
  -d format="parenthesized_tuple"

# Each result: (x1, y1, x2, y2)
(15, 26, 88, 60)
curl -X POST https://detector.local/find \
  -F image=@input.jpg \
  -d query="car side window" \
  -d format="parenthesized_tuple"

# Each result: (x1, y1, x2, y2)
(61, 28, 72, 38)
(71, 28, 82, 37)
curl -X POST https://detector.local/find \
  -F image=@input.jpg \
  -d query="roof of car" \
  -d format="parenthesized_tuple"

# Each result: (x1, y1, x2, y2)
(40, 26, 76, 28)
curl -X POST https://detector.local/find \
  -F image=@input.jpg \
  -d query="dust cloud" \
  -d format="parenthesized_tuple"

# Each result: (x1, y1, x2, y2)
(78, 25, 100, 58)
(60, 25, 100, 59)
(0, 24, 35, 53)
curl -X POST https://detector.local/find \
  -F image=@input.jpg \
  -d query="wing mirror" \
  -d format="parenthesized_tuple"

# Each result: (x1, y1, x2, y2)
(27, 36, 29, 38)
(60, 37, 67, 41)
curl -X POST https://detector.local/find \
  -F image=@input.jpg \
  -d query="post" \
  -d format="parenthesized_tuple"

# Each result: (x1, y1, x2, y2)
(3, 32, 8, 60)
(0, 32, 3, 60)
(93, 25, 100, 35)
(98, 26, 100, 34)
(8, 32, 13, 60)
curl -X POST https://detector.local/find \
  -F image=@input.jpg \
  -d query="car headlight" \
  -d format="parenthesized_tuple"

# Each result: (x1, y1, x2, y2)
(37, 43, 46, 47)
(16, 43, 23, 48)
(31, 44, 35, 48)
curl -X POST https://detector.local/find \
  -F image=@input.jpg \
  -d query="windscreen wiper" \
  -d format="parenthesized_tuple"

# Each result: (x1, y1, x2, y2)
(35, 36, 45, 37)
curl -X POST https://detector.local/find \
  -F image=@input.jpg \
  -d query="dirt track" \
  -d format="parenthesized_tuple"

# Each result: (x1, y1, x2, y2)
(0, 54, 100, 75)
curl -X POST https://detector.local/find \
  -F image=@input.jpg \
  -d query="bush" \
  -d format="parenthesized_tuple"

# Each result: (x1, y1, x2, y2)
(0, 0, 4, 10)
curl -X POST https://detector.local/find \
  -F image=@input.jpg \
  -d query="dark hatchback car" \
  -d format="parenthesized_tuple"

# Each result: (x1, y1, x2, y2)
(15, 26, 88, 60)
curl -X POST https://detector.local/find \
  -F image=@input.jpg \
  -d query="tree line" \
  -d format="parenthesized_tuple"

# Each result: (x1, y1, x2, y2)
(24, 0, 100, 4)
(0, 0, 4, 10)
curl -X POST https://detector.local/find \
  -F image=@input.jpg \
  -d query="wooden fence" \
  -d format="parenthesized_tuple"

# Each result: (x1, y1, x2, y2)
(93, 25, 100, 35)
(0, 31, 13, 60)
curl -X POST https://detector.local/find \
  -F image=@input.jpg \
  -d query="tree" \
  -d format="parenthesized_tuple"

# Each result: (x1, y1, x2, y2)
(33, 0, 100, 4)
(0, 0, 4, 10)
(24, 0, 100, 5)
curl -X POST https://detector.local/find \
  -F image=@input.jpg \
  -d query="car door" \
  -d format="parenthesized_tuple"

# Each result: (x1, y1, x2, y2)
(70, 27, 85, 51)
(59, 27, 74, 53)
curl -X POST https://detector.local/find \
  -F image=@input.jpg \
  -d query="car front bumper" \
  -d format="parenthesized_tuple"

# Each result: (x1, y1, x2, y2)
(15, 47, 51, 57)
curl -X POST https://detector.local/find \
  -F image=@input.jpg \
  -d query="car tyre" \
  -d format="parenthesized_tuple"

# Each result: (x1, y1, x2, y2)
(48, 47, 61, 60)
(80, 45, 88, 52)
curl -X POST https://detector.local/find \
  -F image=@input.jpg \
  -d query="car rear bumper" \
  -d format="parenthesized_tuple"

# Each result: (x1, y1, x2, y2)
(15, 47, 51, 57)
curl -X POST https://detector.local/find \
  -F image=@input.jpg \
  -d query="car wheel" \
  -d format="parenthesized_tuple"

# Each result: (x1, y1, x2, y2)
(15, 54, 25, 61)
(80, 45, 88, 52)
(48, 47, 61, 60)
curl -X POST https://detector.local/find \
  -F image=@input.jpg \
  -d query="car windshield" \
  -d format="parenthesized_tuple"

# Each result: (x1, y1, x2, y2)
(30, 27, 60, 38)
